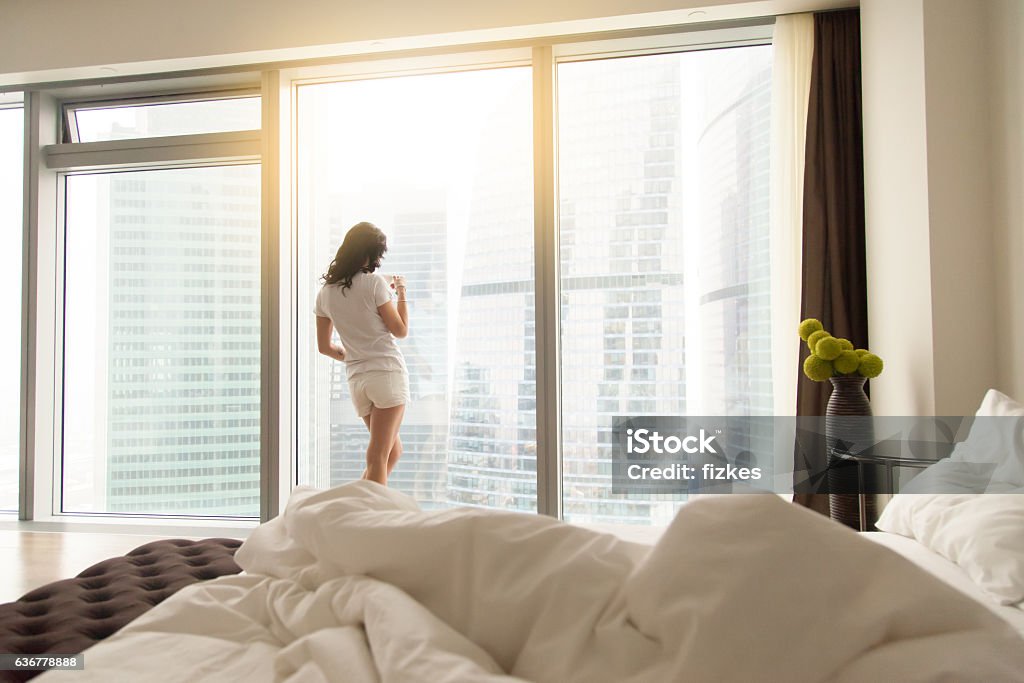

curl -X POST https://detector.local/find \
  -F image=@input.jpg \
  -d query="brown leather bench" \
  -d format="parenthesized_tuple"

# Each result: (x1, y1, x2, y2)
(0, 538, 242, 682)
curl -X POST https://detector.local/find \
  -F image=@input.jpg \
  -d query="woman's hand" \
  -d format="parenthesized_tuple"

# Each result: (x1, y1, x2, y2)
(390, 275, 407, 297)
(316, 315, 347, 362)
(380, 275, 409, 338)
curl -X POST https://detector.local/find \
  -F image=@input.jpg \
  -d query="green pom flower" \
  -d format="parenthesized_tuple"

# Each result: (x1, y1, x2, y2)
(813, 336, 842, 361)
(857, 353, 884, 378)
(804, 355, 834, 381)
(834, 350, 860, 374)
(798, 318, 885, 382)
(807, 330, 830, 352)
(798, 318, 824, 341)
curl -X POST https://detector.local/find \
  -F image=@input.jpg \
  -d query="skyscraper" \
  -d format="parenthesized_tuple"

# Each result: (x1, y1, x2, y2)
(103, 164, 262, 516)
(56, 99, 263, 517)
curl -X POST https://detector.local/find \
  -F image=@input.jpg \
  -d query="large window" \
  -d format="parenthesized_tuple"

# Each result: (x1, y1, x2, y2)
(557, 47, 773, 524)
(296, 67, 536, 512)
(0, 104, 22, 512)
(62, 165, 261, 516)
(13, 28, 774, 525)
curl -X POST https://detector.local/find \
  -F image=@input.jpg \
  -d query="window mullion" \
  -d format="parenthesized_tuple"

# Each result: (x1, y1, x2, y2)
(532, 47, 562, 519)
(21, 91, 61, 520)
(259, 70, 284, 523)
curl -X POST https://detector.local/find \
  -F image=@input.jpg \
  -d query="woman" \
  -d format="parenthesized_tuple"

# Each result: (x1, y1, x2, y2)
(314, 221, 409, 485)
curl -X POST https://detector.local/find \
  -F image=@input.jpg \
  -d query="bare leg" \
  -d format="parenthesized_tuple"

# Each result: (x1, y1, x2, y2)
(386, 434, 403, 476)
(363, 404, 405, 485)
(360, 415, 371, 480)
(361, 415, 403, 480)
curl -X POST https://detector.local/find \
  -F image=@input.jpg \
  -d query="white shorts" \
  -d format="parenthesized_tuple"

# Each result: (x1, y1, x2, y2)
(348, 370, 410, 417)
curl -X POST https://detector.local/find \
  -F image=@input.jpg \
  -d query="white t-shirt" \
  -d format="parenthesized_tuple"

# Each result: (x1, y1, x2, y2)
(314, 272, 406, 379)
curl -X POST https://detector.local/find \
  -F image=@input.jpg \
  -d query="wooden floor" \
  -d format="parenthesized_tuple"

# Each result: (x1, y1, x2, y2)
(0, 530, 183, 602)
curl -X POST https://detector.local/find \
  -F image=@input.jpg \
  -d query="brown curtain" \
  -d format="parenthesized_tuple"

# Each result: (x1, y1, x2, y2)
(793, 9, 867, 515)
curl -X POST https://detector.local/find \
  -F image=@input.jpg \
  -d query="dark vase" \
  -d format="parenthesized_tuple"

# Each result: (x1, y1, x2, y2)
(825, 376, 876, 530)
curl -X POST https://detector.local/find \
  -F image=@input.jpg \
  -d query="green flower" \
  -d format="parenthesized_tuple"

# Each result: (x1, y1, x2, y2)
(858, 353, 884, 378)
(813, 336, 842, 361)
(807, 329, 830, 352)
(798, 318, 824, 341)
(834, 350, 860, 374)
(798, 318, 884, 382)
(804, 355, 834, 381)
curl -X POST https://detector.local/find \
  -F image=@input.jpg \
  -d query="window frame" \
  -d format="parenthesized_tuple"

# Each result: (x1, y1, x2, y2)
(62, 88, 261, 144)
(21, 88, 269, 529)
(552, 39, 776, 524)
(13, 19, 774, 530)
(280, 23, 773, 519)
(284, 46, 539, 512)
(57, 161, 263, 521)
(0, 99, 24, 514)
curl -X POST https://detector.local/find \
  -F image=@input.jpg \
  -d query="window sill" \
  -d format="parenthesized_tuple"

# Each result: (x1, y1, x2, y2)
(0, 515, 254, 539)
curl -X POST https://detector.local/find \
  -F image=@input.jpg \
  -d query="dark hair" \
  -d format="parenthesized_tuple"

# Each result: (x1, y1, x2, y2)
(322, 222, 388, 293)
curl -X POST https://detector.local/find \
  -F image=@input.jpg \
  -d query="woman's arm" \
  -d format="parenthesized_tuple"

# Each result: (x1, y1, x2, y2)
(316, 316, 346, 361)
(378, 299, 408, 338)
(378, 278, 408, 338)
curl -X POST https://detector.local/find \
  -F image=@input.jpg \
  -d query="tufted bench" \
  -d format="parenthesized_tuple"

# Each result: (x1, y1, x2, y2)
(0, 538, 242, 682)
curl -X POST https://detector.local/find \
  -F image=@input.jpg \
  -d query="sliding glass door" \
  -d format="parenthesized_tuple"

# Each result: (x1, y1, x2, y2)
(296, 68, 537, 511)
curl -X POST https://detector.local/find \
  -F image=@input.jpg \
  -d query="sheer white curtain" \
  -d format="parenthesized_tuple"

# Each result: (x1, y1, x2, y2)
(770, 13, 814, 417)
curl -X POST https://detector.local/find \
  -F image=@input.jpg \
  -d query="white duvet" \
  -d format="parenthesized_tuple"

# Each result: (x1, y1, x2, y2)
(43, 483, 1024, 682)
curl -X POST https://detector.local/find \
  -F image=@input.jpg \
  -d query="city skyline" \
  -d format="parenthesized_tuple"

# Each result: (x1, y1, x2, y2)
(4, 45, 772, 522)
(299, 45, 773, 525)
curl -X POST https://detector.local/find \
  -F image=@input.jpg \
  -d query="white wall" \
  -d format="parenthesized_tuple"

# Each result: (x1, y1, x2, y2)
(862, 0, 1013, 416)
(0, 0, 853, 86)
(989, 0, 1024, 403)
(921, 0, 996, 415)
(861, 0, 936, 415)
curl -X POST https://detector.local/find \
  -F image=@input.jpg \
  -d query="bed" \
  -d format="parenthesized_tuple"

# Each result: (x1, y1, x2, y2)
(18, 388, 1024, 680)
(27, 482, 1023, 683)
(862, 532, 1024, 639)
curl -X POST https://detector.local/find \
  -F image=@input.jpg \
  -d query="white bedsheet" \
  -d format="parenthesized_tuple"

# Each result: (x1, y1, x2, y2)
(42, 483, 1024, 682)
(584, 522, 1024, 641)
(863, 531, 1024, 638)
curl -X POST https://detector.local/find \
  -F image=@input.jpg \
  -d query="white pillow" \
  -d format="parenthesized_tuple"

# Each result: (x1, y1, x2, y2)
(948, 389, 1024, 487)
(876, 389, 1024, 605)
(876, 494, 1024, 605)
(897, 459, 997, 494)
